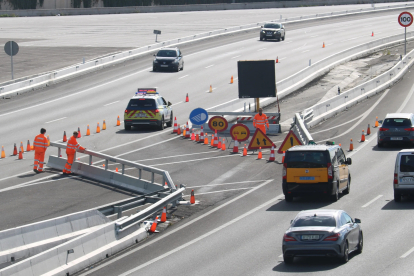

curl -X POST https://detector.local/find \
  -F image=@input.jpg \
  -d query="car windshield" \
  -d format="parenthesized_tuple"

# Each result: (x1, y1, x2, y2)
(382, 118, 412, 127)
(157, 50, 177, 57)
(400, 155, 414, 172)
(293, 216, 336, 227)
(285, 151, 330, 168)
(127, 99, 156, 110)
(264, 23, 281, 29)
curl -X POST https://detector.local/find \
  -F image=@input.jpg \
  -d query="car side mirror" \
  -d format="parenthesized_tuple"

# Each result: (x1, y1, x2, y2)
(168, 101, 172, 106)
(354, 218, 361, 223)
(153, 54, 156, 57)
(346, 158, 352, 165)
(290, 220, 293, 224)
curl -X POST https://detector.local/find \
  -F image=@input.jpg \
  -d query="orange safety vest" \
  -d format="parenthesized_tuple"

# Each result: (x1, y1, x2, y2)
(66, 136, 85, 155)
(253, 113, 269, 129)
(33, 134, 48, 153)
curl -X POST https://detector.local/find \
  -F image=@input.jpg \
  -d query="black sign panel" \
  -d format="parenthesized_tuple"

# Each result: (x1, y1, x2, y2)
(238, 60, 276, 98)
(4, 41, 19, 56)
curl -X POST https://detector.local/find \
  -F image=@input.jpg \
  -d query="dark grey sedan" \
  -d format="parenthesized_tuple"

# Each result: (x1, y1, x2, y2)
(153, 47, 184, 72)
(377, 113, 414, 147)
(282, 209, 362, 264)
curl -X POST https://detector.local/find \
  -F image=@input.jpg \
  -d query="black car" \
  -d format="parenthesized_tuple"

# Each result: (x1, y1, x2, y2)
(153, 47, 184, 72)
(260, 23, 285, 41)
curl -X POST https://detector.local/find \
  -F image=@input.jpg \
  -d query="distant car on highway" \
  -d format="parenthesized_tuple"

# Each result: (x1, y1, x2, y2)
(393, 149, 414, 202)
(282, 209, 363, 264)
(153, 47, 184, 72)
(260, 22, 285, 41)
(377, 113, 414, 147)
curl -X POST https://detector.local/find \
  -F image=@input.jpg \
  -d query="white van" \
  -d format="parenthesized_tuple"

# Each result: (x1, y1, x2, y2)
(394, 149, 414, 202)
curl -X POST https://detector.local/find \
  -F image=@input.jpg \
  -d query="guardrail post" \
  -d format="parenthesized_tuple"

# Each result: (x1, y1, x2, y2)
(122, 164, 125, 175)
(58, 148, 61, 158)
(105, 159, 108, 171)
(89, 155, 92, 165)
(139, 169, 142, 179)
(151, 172, 154, 183)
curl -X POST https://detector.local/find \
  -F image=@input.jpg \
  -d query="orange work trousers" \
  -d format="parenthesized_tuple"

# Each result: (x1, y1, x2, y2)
(63, 154, 75, 174)
(255, 125, 267, 134)
(34, 151, 46, 172)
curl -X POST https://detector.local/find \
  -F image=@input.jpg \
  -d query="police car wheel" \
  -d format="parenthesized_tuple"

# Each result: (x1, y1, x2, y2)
(159, 117, 165, 130)
(166, 113, 173, 127)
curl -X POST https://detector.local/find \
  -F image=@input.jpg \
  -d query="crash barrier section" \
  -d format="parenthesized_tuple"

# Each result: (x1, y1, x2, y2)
(47, 142, 176, 194)
(0, 209, 109, 268)
(291, 113, 314, 145)
(304, 46, 414, 127)
(0, 3, 412, 99)
(0, 187, 185, 276)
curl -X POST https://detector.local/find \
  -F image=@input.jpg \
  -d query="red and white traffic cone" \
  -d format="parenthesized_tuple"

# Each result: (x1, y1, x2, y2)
(149, 216, 159, 233)
(213, 133, 218, 148)
(268, 144, 275, 161)
(173, 117, 178, 133)
(243, 144, 247, 156)
(185, 122, 190, 138)
(282, 151, 285, 163)
(199, 126, 204, 143)
(190, 190, 196, 204)
(360, 130, 365, 142)
(232, 135, 239, 153)
(160, 207, 167, 223)
(258, 147, 262, 159)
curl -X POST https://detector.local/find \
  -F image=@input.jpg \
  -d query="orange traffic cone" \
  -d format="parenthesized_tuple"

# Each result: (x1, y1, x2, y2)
(209, 85, 213, 93)
(1, 146, 5, 158)
(173, 117, 178, 133)
(349, 139, 354, 151)
(115, 167, 118, 172)
(282, 151, 285, 163)
(360, 130, 365, 142)
(177, 124, 181, 135)
(103, 120, 106, 130)
(63, 131, 67, 142)
(96, 123, 100, 133)
(191, 130, 195, 141)
(243, 144, 247, 156)
(20, 142, 24, 153)
(258, 147, 262, 159)
(116, 116, 121, 126)
(185, 93, 189, 102)
(367, 124, 371, 135)
(78, 127, 82, 138)
(322, 42, 325, 48)
(230, 76, 233, 84)
(375, 116, 379, 128)
(12, 143, 17, 156)
(199, 126, 204, 143)
(47, 135, 50, 146)
(204, 135, 209, 145)
(268, 145, 275, 161)
(233, 135, 239, 153)
(185, 123, 190, 138)
(149, 216, 159, 233)
(86, 125, 90, 136)
(217, 138, 222, 149)
(190, 190, 195, 204)
(276, 56, 279, 63)
(221, 139, 226, 151)
(196, 133, 200, 142)
(31, 145, 34, 150)
(372, 31, 374, 37)
(18, 148, 23, 160)
(26, 140, 31, 152)
(160, 207, 167, 223)
(211, 134, 215, 146)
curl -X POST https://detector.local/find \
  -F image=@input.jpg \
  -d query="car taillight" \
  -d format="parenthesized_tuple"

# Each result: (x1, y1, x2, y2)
(379, 128, 389, 131)
(154, 109, 160, 113)
(404, 128, 414, 131)
(323, 233, 340, 241)
(283, 234, 296, 242)
(125, 109, 128, 113)
(282, 163, 287, 180)
(327, 162, 333, 180)
(394, 173, 398, 184)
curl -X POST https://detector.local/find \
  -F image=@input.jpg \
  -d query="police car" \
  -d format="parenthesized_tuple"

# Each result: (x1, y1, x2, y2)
(124, 88, 173, 130)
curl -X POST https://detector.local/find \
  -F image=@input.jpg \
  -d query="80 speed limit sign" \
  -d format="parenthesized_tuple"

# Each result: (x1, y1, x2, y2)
(399, 12, 413, 27)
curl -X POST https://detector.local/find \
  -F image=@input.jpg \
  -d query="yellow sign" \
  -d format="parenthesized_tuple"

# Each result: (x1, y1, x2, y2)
(208, 116, 228, 132)
(278, 130, 302, 153)
(230, 124, 250, 142)
(248, 128, 273, 150)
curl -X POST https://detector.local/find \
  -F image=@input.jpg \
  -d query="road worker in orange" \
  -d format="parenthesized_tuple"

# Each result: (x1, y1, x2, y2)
(253, 108, 269, 134)
(33, 128, 48, 173)
(63, 131, 85, 175)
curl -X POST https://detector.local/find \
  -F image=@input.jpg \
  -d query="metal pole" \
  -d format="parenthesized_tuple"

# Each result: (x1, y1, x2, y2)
(10, 43, 13, 80)
(405, 27, 407, 56)
(255, 98, 260, 112)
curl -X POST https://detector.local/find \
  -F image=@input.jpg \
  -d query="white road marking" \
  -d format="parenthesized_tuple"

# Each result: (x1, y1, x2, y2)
(231, 55, 241, 59)
(257, 48, 266, 51)
(310, 35, 319, 38)
(132, 151, 217, 163)
(0, 174, 79, 193)
(178, 75, 189, 79)
(279, 254, 283, 258)
(45, 117, 66, 124)
(279, 57, 287, 61)
(83, 180, 276, 275)
(141, 154, 238, 167)
(187, 180, 268, 189)
(362, 195, 383, 208)
(103, 101, 120, 106)
(183, 187, 252, 196)
(205, 64, 214, 68)
(285, 41, 293, 44)
(302, 50, 310, 53)
(401, 247, 414, 258)
(311, 115, 363, 135)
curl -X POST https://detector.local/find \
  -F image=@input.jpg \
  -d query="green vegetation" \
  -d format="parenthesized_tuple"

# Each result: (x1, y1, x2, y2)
(6, 0, 37, 9)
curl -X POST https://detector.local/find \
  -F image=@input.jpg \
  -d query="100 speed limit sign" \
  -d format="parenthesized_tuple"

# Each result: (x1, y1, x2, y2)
(399, 12, 413, 27)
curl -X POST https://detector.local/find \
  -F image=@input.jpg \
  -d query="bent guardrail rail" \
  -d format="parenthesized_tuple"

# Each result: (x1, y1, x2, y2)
(292, 113, 314, 145)
(47, 142, 176, 194)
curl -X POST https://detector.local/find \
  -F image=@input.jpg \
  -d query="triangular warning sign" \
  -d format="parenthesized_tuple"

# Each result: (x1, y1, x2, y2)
(248, 128, 274, 150)
(278, 130, 302, 154)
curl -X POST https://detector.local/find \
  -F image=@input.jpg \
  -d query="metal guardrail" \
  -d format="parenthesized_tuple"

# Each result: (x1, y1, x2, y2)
(292, 113, 314, 145)
(49, 142, 176, 191)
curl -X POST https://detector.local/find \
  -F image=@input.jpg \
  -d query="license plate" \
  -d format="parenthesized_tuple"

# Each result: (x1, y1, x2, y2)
(300, 176, 315, 180)
(160, 65, 168, 67)
(401, 177, 413, 182)
(302, 235, 319, 240)
(135, 113, 147, 118)
(391, 137, 403, 140)
(266, 34, 273, 36)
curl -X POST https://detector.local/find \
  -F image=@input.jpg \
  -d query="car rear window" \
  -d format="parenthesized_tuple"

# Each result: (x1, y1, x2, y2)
(382, 118, 412, 127)
(285, 151, 330, 168)
(264, 23, 281, 28)
(157, 50, 177, 57)
(400, 155, 414, 172)
(127, 99, 156, 110)
(293, 216, 336, 227)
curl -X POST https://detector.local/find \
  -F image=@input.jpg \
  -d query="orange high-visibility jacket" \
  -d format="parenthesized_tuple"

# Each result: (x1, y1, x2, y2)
(66, 136, 85, 155)
(253, 113, 269, 129)
(33, 134, 48, 153)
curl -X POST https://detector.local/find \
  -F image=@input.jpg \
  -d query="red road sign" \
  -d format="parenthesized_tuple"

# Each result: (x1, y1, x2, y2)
(208, 116, 228, 132)
(230, 124, 250, 142)
(399, 12, 413, 27)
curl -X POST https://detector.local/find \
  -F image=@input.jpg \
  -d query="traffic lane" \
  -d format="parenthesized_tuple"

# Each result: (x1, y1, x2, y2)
(0, 174, 133, 230)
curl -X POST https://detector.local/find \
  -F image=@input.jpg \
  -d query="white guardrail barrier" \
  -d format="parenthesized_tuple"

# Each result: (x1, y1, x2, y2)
(0, 3, 413, 100)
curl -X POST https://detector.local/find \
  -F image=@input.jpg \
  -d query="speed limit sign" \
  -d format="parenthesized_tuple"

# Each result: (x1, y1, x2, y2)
(399, 12, 413, 27)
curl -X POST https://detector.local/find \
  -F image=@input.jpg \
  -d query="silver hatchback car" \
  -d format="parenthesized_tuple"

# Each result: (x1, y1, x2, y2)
(377, 113, 414, 147)
(282, 209, 362, 264)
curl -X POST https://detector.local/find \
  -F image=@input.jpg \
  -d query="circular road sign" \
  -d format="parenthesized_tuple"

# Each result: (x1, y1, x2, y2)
(399, 12, 413, 27)
(4, 41, 19, 56)
(189, 108, 208, 126)
(208, 116, 228, 132)
(230, 124, 250, 142)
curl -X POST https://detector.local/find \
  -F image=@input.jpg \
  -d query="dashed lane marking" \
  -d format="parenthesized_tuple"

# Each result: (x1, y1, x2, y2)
(103, 101, 120, 106)
(187, 180, 269, 189)
(257, 48, 266, 51)
(45, 117, 66, 124)
(205, 64, 214, 68)
(231, 55, 241, 59)
(178, 75, 189, 79)
(302, 50, 310, 53)
(401, 247, 414, 258)
(183, 187, 252, 196)
(362, 195, 383, 208)
(311, 115, 363, 135)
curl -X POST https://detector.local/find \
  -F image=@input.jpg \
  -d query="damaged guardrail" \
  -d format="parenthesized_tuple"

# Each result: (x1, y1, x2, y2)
(292, 113, 315, 145)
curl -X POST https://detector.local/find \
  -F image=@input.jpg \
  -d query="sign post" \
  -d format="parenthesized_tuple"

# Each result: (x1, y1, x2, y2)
(153, 30, 161, 42)
(398, 12, 413, 55)
(4, 41, 19, 80)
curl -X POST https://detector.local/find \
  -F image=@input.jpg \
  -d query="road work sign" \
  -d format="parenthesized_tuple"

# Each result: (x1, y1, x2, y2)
(248, 128, 273, 150)
(230, 124, 250, 142)
(208, 116, 228, 132)
(278, 130, 302, 153)
(189, 108, 208, 126)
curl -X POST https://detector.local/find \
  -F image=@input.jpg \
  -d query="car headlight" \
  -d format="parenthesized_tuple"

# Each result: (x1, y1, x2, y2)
(154, 60, 158, 63)
(262, 30, 265, 33)
(173, 59, 179, 64)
